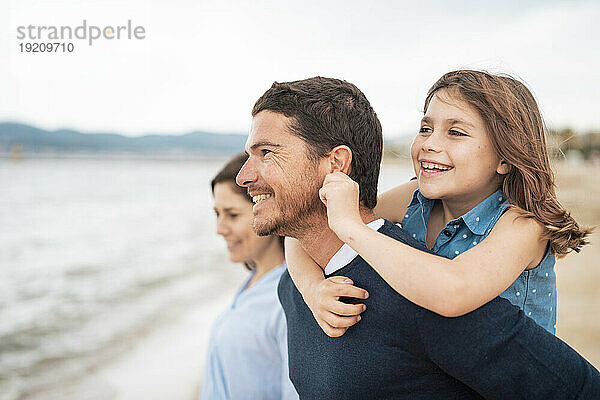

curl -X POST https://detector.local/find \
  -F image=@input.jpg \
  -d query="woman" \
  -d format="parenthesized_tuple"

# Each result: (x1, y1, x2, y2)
(200, 153, 298, 400)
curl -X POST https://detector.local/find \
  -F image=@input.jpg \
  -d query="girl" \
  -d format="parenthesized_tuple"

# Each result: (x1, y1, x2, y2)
(287, 70, 591, 337)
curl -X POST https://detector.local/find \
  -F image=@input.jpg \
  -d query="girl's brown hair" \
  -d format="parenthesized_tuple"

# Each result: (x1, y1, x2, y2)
(425, 70, 591, 257)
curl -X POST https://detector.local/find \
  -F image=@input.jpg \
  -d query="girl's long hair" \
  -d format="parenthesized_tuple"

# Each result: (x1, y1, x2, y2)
(425, 70, 591, 257)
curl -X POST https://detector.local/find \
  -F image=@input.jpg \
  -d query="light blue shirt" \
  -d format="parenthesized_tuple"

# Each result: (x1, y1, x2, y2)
(200, 263, 298, 400)
(401, 189, 557, 334)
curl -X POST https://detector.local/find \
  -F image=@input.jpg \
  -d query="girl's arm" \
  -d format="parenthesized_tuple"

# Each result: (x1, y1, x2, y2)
(286, 178, 420, 337)
(342, 210, 546, 316)
(374, 179, 418, 223)
(321, 172, 547, 317)
(284, 237, 367, 337)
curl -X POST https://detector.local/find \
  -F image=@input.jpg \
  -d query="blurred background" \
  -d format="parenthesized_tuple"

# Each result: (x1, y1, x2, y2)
(1, 1, 599, 399)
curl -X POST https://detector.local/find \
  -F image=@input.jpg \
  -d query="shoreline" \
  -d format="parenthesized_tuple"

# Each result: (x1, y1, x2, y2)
(22, 270, 247, 400)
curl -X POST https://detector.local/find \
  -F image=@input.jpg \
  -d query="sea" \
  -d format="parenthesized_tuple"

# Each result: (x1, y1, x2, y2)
(0, 155, 413, 400)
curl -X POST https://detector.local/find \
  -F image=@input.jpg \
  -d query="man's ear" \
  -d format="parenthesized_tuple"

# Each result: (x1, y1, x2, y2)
(328, 145, 353, 174)
(496, 160, 510, 175)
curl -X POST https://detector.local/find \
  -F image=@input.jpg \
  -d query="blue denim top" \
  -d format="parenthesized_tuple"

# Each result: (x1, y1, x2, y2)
(401, 189, 557, 334)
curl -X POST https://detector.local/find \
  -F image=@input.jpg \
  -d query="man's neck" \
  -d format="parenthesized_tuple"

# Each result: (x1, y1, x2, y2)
(296, 208, 378, 269)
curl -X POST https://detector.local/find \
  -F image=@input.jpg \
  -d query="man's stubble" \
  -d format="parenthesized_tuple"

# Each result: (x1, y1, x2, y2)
(253, 163, 326, 239)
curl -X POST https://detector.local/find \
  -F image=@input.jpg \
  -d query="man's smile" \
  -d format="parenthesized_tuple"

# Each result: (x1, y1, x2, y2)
(252, 193, 272, 204)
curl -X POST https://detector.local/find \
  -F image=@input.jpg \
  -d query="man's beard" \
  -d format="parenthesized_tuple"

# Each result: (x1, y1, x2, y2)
(253, 178, 325, 238)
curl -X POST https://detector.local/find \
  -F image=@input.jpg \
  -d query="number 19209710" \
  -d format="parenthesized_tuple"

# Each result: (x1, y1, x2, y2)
(19, 42, 74, 52)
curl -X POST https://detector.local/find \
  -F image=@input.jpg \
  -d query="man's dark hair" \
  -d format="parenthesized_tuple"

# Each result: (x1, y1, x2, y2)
(252, 77, 382, 209)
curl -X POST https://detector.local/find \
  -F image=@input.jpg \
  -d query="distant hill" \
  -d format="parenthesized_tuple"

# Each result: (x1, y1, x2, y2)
(0, 121, 417, 160)
(0, 122, 248, 155)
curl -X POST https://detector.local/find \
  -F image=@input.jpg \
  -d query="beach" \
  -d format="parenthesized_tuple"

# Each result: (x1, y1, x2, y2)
(23, 276, 246, 400)
(75, 161, 600, 399)
(553, 161, 600, 367)
(0, 157, 250, 400)
(2, 158, 598, 399)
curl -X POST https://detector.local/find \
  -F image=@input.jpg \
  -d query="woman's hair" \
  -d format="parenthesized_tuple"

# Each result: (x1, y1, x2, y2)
(211, 153, 252, 201)
(211, 153, 284, 269)
(424, 70, 591, 257)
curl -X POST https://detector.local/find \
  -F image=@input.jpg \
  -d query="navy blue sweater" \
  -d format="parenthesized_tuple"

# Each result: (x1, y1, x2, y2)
(278, 220, 600, 399)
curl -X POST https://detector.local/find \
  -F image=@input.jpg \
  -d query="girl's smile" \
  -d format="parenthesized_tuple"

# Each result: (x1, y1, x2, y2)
(418, 159, 454, 177)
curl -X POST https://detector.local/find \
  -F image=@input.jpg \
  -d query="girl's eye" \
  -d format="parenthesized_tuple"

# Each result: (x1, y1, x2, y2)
(229, 214, 239, 219)
(419, 126, 432, 134)
(449, 129, 467, 137)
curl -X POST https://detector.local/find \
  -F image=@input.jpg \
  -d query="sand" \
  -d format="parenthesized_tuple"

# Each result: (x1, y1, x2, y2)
(552, 161, 600, 368)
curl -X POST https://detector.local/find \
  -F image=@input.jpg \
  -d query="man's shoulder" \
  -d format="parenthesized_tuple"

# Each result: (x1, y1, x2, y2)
(277, 267, 293, 295)
(379, 219, 430, 253)
(277, 268, 299, 309)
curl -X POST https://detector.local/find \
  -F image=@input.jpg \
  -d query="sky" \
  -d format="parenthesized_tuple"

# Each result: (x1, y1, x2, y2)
(1, 0, 599, 138)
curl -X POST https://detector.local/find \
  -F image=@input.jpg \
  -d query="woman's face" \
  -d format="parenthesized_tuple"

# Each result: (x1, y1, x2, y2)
(213, 181, 276, 264)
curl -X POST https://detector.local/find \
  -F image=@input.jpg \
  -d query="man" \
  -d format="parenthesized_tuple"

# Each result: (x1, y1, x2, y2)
(236, 77, 600, 399)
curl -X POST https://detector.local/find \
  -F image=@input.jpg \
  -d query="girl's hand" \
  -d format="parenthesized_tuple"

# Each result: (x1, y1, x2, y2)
(319, 172, 363, 241)
(306, 276, 368, 337)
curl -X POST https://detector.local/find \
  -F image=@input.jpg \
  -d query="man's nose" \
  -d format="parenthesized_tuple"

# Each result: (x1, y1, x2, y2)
(236, 158, 256, 187)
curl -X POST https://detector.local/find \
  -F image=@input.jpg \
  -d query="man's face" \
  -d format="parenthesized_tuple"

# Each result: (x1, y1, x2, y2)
(236, 110, 326, 237)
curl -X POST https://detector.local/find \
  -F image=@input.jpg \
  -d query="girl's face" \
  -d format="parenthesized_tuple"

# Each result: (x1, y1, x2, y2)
(213, 182, 277, 264)
(411, 90, 508, 207)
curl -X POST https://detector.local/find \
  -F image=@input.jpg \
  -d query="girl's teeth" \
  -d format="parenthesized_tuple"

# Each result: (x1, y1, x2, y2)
(421, 162, 451, 171)
(252, 194, 272, 204)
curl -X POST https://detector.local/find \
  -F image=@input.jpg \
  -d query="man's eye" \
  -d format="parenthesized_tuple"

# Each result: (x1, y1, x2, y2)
(449, 129, 467, 137)
(261, 149, 272, 156)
